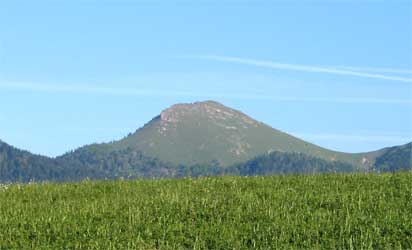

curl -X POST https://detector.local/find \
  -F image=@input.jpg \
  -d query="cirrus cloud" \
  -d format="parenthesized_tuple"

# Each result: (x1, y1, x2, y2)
(197, 55, 412, 83)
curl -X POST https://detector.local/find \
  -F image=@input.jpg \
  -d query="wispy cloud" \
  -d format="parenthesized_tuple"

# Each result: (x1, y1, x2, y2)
(0, 81, 411, 105)
(0, 82, 191, 97)
(248, 96, 412, 104)
(198, 55, 412, 83)
(332, 66, 412, 75)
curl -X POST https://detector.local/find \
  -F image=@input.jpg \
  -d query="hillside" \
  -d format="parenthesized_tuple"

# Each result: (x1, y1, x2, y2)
(0, 101, 410, 182)
(0, 140, 61, 182)
(0, 140, 105, 182)
(373, 142, 412, 172)
(78, 101, 370, 167)
(226, 151, 356, 176)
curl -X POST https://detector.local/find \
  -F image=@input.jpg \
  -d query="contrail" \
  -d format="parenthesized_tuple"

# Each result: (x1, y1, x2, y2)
(332, 66, 412, 75)
(198, 55, 412, 83)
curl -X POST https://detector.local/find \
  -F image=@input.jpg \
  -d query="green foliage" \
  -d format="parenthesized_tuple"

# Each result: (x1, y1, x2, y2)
(57, 147, 176, 179)
(0, 141, 79, 182)
(374, 143, 412, 172)
(226, 151, 356, 176)
(2, 137, 411, 183)
(54, 149, 363, 180)
(0, 173, 411, 249)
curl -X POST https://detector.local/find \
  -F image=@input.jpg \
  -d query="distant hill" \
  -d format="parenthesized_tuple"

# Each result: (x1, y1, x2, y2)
(0, 140, 106, 182)
(0, 140, 62, 182)
(226, 151, 356, 176)
(57, 146, 177, 179)
(0, 101, 410, 182)
(373, 142, 412, 172)
(74, 101, 370, 168)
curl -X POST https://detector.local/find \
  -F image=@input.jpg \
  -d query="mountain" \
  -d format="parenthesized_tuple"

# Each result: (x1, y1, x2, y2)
(71, 101, 370, 168)
(373, 142, 412, 172)
(0, 101, 410, 182)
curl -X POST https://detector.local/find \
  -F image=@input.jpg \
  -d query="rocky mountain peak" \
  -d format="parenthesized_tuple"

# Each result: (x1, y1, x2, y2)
(159, 100, 259, 127)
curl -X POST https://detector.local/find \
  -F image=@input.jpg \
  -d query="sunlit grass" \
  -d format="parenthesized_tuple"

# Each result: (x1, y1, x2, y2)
(0, 173, 411, 249)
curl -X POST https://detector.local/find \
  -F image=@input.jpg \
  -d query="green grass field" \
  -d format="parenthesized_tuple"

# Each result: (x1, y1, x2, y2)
(0, 173, 411, 249)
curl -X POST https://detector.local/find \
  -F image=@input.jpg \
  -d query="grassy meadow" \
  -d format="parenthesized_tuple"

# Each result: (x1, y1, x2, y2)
(0, 173, 411, 249)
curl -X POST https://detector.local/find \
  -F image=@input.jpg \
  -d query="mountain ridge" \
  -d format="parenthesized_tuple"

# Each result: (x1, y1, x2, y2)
(1, 100, 411, 182)
(98, 100, 373, 167)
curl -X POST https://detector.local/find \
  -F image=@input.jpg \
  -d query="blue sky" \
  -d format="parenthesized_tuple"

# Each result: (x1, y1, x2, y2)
(0, 0, 411, 157)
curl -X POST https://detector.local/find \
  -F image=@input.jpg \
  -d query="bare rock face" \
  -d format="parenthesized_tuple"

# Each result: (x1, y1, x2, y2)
(159, 101, 260, 127)
(160, 108, 179, 123)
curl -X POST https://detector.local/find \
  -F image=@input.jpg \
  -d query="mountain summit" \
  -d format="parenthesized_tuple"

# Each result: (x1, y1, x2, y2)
(159, 101, 260, 128)
(94, 100, 367, 167)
